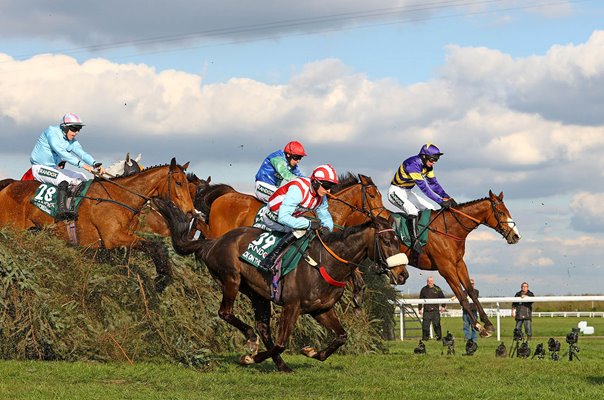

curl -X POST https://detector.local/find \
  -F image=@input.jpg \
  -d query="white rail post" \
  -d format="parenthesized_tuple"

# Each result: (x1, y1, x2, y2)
(399, 301, 404, 341)
(496, 302, 501, 341)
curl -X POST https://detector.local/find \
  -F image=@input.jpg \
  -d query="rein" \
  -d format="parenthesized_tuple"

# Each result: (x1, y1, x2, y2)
(327, 181, 388, 220)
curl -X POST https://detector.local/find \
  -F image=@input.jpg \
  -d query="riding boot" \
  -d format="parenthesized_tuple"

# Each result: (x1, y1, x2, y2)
(406, 215, 423, 254)
(55, 181, 77, 221)
(260, 232, 297, 273)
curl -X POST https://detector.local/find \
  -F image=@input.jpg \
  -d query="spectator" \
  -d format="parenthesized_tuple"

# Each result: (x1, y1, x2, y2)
(418, 276, 446, 341)
(459, 278, 479, 342)
(512, 282, 534, 340)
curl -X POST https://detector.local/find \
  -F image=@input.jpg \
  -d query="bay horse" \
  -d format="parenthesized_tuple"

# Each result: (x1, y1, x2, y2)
(0, 158, 196, 292)
(153, 197, 407, 372)
(197, 173, 409, 285)
(403, 190, 521, 337)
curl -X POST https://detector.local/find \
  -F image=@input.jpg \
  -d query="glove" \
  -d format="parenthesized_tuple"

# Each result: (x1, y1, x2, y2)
(57, 161, 66, 169)
(308, 219, 321, 230)
(441, 199, 455, 208)
(93, 162, 103, 169)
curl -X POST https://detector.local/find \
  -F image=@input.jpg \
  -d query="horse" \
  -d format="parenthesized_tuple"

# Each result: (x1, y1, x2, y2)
(402, 190, 521, 337)
(0, 158, 196, 292)
(153, 197, 407, 372)
(197, 173, 409, 286)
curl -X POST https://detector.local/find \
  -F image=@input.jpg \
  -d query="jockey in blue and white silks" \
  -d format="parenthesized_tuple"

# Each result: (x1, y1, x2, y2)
(388, 143, 457, 254)
(30, 113, 106, 186)
(254, 141, 306, 202)
(258, 164, 338, 272)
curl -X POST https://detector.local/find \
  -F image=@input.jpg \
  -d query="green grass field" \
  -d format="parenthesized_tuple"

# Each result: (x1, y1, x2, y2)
(1, 317, 602, 400)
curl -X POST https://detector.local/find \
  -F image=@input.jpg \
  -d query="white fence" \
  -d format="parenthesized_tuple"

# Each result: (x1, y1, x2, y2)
(395, 295, 604, 341)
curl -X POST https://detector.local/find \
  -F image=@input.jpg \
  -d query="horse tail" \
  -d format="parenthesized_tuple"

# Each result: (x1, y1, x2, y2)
(153, 198, 205, 256)
(198, 183, 236, 218)
(0, 178, 15, 192)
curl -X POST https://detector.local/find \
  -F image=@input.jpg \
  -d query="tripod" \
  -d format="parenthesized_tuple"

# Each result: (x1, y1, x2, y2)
(562, 343, 580, 361)
(509, 338, 521, 358)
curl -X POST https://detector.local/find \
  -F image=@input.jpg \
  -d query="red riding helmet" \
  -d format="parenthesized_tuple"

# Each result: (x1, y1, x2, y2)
(284, 141, 307, 157)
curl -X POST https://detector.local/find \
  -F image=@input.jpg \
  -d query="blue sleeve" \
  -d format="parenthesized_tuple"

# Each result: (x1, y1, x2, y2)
(292, 165, 304, 177)
(315, 196, 334, 231)
(68, 140, 96, 166)
(277, 186, 312, 230)
(47, 130, 81, 167)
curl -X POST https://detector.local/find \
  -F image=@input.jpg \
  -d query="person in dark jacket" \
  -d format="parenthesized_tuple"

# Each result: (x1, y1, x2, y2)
(418, 276, 446, 340)
(512, 282, 535, 340)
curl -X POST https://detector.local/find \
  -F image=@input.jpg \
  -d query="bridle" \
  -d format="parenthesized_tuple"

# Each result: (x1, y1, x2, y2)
(327, 178, 389, 220)
(81, 167, 181, 214)
(314, 220, 402, 286)
(444, 198, 516, 241)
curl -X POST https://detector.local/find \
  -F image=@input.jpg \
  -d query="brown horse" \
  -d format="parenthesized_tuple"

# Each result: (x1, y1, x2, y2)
(0, 158, 196, 291)
(401, 190, 521, 337)
(197, 173, 408, 285)
(153, 197, 407, 372)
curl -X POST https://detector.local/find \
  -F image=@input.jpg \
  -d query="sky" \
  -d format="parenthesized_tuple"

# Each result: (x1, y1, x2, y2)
(1, 0, 603, 296)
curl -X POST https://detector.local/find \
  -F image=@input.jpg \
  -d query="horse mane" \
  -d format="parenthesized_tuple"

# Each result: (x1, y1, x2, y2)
(322, 220, 372, 242)
(330, 172, 359, 194)
(456, 197, 489, 207)
(97, 163, 172, 181)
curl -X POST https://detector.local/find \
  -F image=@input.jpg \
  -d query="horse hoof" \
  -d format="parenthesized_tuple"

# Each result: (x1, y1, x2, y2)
(246, 338, 259, 355)
(485, 324, 495, 333)
(301, 346, 318, 358)
(239, 354, 255, 365)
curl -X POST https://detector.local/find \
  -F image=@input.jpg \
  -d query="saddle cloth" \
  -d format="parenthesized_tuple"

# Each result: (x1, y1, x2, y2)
(391, 210, 431, 249)
(240, 231, 312, 276)
(30, 180, 93, 218)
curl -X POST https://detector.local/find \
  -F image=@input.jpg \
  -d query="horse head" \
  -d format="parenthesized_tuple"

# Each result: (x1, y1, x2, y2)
(156, 158, 196, 216)
(123, 152, 143, 176)
(486, 190, 521, 244)
(369, 214, 409, 285)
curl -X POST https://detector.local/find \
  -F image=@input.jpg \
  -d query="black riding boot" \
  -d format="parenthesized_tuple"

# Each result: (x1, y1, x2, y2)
(55, 181, 76, 221)
(260, 232, 297, 273)
(407, 215, 423, 254)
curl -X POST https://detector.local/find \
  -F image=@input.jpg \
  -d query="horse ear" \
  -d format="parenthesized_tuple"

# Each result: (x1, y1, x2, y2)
(135, 153, 142, 162)
(182, 161, 190, 171)
(126, 152, 131, 162)
(498, 191, 504, 200)
(206, 176, 211, 183)
(489, 189, 495, 198)
(170, 157, 177, 168)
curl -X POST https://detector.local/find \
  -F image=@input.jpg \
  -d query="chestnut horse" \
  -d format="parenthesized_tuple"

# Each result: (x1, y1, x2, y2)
(0, 158, 196, 291)
(197, 173, 408, 285)
(153, 197, 407, 372)
(401, 190, 521, 337)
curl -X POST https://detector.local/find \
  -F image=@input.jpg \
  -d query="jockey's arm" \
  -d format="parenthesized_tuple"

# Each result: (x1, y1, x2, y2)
(47, 131, 82, 168)
(271, 156, 297, 182)
(277, 186, 312, 230)
(414, 176, 444, 204)
(314, 196, 334, 231)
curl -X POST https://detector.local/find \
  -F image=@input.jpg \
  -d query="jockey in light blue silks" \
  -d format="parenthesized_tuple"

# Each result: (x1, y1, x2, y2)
(257, 164, 338, 273)
(30, 113, 107, 220)
(387, 143, 457, 253)
(254, 141, 306, 202)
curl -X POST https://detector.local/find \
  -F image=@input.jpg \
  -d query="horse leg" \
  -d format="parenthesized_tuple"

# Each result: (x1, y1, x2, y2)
(457, 260, 494, 333)
(218, 279, 258, 352)
(350, 268, 365, 308)
(250, 304, 300, 372)
(138, 238, 172, 293)
(301, 308, 347, 361)
(242, 293, 288, 370)
(439, 264, 490, 337)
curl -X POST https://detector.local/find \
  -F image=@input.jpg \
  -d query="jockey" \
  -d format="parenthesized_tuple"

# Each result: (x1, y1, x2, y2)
(387, 143, 457, 253)
(254, 141, 306, 202)
(30, 113, 107, 220)
(258, 164, 338, 272)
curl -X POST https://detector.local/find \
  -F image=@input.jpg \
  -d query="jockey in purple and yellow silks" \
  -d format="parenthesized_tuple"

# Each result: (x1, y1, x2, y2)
(254, 141, 306, 202)
(257, 164, 338, 273)
(388, 143, 457, 253)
